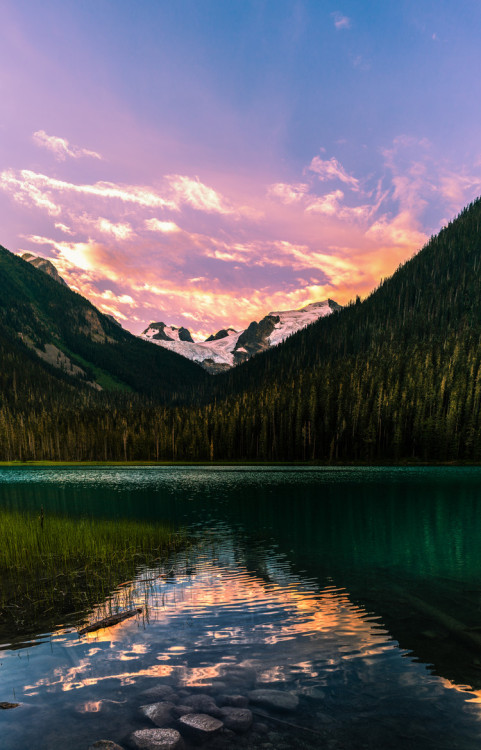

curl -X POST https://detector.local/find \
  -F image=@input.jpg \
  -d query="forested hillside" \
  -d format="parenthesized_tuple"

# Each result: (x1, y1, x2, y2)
(0, 247, 208, 402)
(2, 198, 481, 462)
(203, 197, 481, 461)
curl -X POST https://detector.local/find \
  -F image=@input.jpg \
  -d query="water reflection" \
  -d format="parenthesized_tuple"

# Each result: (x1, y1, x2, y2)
(2, 467, 481, 748)
(21, 542, 389, 693)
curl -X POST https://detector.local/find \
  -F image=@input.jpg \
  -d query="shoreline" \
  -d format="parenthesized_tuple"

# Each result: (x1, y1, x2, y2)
(1, 460, 481, 468)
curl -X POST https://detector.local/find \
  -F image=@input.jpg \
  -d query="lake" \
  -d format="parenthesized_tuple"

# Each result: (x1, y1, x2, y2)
(2, 466, 481, 749)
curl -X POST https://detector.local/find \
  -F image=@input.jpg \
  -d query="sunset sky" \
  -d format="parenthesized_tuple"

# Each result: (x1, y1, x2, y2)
(1, 1, 481, 338)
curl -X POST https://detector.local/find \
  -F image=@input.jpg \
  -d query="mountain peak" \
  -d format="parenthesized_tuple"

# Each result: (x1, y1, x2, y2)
(21, 253, 68, 287)
(205, 328, 238, 342)
(142, 321, 194, 343)
(141, 298, 340, 373)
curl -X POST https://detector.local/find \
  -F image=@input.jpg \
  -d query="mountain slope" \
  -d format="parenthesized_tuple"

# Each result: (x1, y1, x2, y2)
(216, 199, 481, 395)
(0, 246, 208, 402)
(141, 299, 341, 372)
(199, 197, 481, 460)
(3, 198, 481, 462)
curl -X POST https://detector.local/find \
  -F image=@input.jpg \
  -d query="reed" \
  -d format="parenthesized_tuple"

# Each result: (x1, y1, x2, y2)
(0, 509, 188, 640)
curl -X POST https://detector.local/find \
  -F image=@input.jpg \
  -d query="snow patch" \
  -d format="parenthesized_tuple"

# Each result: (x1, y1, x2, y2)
(267, 300, 334, 347)
(145, 330, 242, 366)
(140, 299, 339, 371)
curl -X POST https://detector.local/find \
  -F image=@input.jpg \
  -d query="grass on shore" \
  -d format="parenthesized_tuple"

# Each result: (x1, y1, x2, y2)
(0, 509, 188, 641)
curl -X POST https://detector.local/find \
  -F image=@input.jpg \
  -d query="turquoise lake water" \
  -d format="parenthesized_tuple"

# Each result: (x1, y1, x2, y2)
(2, 466, 481, 749)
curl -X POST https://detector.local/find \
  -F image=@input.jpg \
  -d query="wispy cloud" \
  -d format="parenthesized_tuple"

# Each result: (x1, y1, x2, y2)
(0, 169, 61, 215)
(166, 175, 234, 214)
(268, 179, 374, 223)
(98, 289, 135, 305)
(308, 156, 359, 189)
(0, 169, 250, 220)
(96, 218, 133, 240)
(54, 222, 74, 235)
(365, 212, 428, 249)
(306, 190, 344, 215)
(331, 12, 351, 30)
(267, 182, 309, 204)
(438, 171, 481, 208)
(6, 135, 481, 337)
(33, 130, 102, 161)
(145, 218, 181, 233)
(0, 169, 177, 213)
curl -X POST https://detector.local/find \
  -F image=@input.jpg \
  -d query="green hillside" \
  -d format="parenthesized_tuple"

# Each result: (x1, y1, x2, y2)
(0, 246, 208, 402)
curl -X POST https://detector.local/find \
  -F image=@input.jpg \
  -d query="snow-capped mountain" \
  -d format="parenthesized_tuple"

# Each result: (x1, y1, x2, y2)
(140, 299, 341, 373)
(142, 321, 194, 343)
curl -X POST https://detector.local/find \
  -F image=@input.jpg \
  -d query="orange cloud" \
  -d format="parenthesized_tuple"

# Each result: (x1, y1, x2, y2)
(5, 134, 480, 337)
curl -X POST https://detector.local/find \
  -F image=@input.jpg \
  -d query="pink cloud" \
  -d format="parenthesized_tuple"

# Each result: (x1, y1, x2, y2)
(145, 218, 181, 233)
(33, 130, 102, 161)
(308, 156, 359, 189)
(0, 169, 256, 225)
(95, 218, 133, 240)
(331, 12, 351, 30)
(5, 134, 481, 337)
(0, 169, 61, 215)
(365, 211, 428, 248)
(54, 222, 74, 235)
(166, 174, 234, 214)
(438, 171, 481, 209)
(267, 182, 309, 204)
(306, 190, 344, 215)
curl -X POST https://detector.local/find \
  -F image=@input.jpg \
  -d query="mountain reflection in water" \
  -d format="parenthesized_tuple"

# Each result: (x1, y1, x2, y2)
(2, 466, 481, 749)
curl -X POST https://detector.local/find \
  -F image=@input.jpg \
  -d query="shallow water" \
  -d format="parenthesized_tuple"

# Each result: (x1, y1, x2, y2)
(2, 466, 481, 748)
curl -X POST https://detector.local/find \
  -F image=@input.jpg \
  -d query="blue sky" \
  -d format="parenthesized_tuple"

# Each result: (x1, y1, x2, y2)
(1, 0, 480, 336)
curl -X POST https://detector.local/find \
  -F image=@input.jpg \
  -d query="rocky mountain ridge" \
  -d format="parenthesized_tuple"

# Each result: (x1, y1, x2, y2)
(16, 250, 341, 375)
(21, 252, 68, 287)
(0, 246, 208, 400)
(141, 299, 342, 373)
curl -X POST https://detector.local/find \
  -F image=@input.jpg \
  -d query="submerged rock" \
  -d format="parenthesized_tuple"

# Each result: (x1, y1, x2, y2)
(217, 694, 249, 708)
(140, 701, 175, 727)
(177, 713, 223, 741)
(88, 742, 124, 750)
(171, 705, 193, 719)
(129, 728, 184, 750)
(219, 706, 253, 732)
(248, 689, 299, 712)
(141, 686, 178, 703)
(183, 694, 222, 717)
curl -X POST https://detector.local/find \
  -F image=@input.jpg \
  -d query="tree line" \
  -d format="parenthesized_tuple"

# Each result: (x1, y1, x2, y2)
(2, 198, 481, 462)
